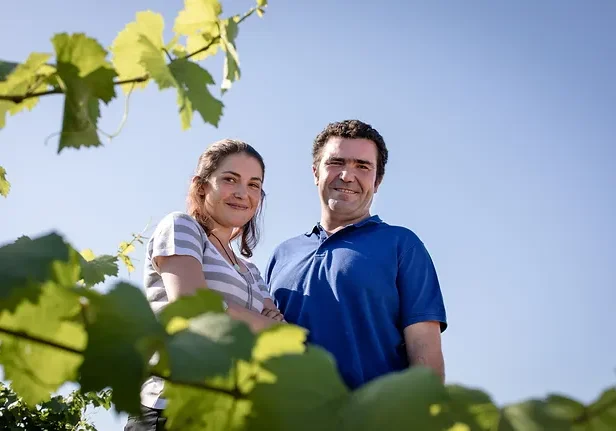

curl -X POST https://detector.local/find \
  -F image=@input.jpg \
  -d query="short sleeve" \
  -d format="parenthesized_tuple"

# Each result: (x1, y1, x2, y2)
(150, 212, 205, 273)
(245, 261, 272, 300)
(397, 243, 448, 332)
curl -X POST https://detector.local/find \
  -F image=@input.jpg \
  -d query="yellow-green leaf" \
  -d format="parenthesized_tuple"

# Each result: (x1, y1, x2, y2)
(110, 11, 165, 93)
(174, 0, 222, 61)
(0, 166, 10, 197)
(0, 53, 53, 129)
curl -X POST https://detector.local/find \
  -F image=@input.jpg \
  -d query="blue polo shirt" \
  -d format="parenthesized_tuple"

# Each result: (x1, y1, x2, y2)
(264, 215, 447, 390)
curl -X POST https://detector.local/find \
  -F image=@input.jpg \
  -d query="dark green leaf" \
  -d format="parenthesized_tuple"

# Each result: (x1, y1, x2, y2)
(169, 59, 224, 128)
(0, 60, 18, 81)
(219, 18, 240, 93)
(246, 346, 349, 431)
(0, 233, 74, 311)
(165, 313, 254, 385)
(339, 366, 449, 430)
(78, 282, 165, 415)
(52, 33, 117, 152)
(445, 385, 501, 430)
(79, 253, 118, 287)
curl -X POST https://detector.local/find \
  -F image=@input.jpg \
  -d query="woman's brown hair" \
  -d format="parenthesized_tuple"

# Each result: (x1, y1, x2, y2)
(186, 139, 265, 258)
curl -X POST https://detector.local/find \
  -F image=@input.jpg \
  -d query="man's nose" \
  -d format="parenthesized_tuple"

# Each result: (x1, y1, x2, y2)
(339, 169, 354, 182)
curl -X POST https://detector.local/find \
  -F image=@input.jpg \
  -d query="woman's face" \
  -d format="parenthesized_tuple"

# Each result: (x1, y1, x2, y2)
(202, 152, 264, 230)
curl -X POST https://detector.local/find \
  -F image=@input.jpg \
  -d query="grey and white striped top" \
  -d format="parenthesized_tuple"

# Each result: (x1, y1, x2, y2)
(141, 211, 271, 409)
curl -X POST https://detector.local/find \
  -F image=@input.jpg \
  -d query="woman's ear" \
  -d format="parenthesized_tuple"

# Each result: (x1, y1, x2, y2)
(192, 176, 206, 197)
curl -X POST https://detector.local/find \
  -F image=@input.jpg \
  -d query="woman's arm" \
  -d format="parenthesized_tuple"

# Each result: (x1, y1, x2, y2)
(156, 254, 279, 333)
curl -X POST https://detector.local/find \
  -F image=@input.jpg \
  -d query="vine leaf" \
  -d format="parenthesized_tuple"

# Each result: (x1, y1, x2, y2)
(168, 59, 224, 128)
(78, 282, 166, 415)
(246, 346, 349, 431)
(139, 31, 223, 130)
(220, 18, 240, 93)
(0, 233, 73, 310)
(110, 11, 164, 93)
(443, 385, 501, 430)
(165, 313, 255, 385)
(0, 53, 53, 129)
(78, 249, 118, 287)
(0, 284, 85, 406)
(0, 166, 10, 197)
(52, 33, 117, 152)
(574, 387, 616, 429)
(174, 0, 222, 61)
(339, 367, 450, 430)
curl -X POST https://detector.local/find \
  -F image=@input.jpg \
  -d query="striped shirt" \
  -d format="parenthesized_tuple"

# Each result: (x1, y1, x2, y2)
(141, 211, 271, 409)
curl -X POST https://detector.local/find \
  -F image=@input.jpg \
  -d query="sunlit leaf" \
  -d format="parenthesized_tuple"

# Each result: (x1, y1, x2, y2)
(0, 53, 53, 129)
(0, 166, 10, 197)
(445, 385, 501, 430)
(52, 33, 117, 152)
(0, 284, 85, 406)
(110, 11, 164, 93)
(174, 0, 222, 61)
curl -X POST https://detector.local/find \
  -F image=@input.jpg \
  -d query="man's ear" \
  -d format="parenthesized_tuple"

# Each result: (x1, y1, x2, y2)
(312, 165, 319, 185)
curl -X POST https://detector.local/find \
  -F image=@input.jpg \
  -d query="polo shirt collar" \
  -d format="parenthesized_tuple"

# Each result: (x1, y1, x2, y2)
(305, 214, 383, 236)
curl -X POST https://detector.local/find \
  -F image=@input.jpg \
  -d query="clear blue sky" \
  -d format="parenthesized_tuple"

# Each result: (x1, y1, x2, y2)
(1, 1, 615, 429)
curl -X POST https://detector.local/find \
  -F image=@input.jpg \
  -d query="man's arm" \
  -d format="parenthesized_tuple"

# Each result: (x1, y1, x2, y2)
(403, 320, 445, 383)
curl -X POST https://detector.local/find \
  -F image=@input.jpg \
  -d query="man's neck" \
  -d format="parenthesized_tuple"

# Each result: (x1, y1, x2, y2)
(319, 212, 371, 236)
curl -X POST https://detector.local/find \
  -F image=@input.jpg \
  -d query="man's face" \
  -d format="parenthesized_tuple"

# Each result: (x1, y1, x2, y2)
(313, 137, 380, 221)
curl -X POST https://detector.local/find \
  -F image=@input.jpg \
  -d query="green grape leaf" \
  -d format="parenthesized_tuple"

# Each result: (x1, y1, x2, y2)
(256, 0, 267, 7)
(219, 18, 240, 93)
(52, 33, 117, 152)
(0, 233, 75, 310)
(138, 36, 176, 90)
(444, 385, 501, 431)
(159, 288, 225, 328)
(0, 284, 85, 406)
(110, 11, 164, 93)
(339, 366, 450, 431)
(163, 380, 251, 431)
(0, 53, 53, 129)
(251, 324, 307, 363)
(573, 387, 616, 430)
(502, 396, 579, 430)
(165, 313, 254, 385)
(78, 282, 166, 415)
(246, 346, 349, 431)
(175, 0, 222, 61)
(78, 250, 118, 287)
(0, 166, 10, 197)
(169, 59, 224, 128)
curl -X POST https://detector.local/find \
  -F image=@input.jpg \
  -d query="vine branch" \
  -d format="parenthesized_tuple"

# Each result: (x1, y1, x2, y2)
(0, 7, 259, 105)
(0, 325, 246, 400)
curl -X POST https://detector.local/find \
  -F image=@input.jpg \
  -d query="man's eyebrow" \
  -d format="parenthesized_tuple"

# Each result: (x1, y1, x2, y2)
(221, 170, 263, 182)
(326, 157, 374, 166)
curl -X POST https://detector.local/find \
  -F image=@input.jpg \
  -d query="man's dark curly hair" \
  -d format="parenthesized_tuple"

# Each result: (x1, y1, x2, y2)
(312, 119, 389, 185)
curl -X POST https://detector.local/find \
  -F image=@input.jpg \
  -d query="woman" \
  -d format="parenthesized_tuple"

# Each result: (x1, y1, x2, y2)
(125, 139, 283, 431)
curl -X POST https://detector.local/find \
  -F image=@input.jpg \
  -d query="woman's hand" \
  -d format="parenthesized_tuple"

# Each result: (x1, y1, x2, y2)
(261, 307, 285, 322)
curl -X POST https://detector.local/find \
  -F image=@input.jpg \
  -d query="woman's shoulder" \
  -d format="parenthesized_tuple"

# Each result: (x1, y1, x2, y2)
(155, 211, 205, 236)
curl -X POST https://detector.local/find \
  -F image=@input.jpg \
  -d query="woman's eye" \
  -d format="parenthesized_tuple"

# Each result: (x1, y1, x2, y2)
(250, 183, 261, 189)
(225, 177, 236, 183)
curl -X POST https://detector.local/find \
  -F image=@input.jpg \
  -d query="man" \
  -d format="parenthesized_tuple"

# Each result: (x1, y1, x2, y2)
(264, 119, 447, 389)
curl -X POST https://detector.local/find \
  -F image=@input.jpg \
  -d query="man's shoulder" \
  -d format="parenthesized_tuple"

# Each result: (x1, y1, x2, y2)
(370, 218, 424, 248)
